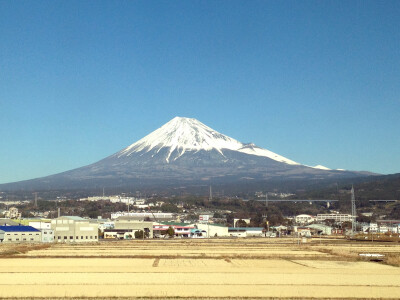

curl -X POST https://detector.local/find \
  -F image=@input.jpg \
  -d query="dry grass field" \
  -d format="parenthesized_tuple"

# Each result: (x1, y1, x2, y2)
(0, 238, 399, 299)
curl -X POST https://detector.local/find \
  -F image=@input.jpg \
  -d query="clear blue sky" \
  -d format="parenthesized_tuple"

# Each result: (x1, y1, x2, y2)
(1, 1, 399, 184)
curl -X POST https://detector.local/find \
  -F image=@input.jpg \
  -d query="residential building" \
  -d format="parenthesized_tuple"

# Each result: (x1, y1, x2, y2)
(4, 207, 21, 219)
(153, 222, 193, 238)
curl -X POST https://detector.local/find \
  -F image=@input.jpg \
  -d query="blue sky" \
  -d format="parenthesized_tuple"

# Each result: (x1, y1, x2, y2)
(1, 1, 399, 184)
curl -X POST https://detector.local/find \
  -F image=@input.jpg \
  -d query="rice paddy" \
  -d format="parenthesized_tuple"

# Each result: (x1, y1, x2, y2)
(0, 238, 399, 299)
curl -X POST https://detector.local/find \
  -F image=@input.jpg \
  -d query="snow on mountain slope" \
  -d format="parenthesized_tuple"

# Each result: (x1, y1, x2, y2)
(117, 116, 299, 165)
(312, 165, 331, 170)
(237, 143, 299, 165)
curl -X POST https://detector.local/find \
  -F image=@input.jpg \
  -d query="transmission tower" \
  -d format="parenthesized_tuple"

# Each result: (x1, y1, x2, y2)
(351, 186, 356, 234)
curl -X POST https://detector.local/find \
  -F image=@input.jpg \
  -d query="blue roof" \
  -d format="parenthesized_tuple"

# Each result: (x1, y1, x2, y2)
(0, 225, 40, 232)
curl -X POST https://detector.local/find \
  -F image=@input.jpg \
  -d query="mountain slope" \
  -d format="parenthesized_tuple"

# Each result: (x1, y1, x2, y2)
(0, 117, 374, 191)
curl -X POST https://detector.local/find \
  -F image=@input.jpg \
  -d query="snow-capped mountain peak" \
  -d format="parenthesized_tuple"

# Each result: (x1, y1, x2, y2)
(118, 117, 243, 161)
(117, 116, 299, 165)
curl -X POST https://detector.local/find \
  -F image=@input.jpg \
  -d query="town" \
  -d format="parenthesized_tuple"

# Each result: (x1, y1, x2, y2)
(1, 189, 399, 244)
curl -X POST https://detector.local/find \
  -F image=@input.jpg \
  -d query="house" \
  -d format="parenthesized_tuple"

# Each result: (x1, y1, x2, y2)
(4, 207, 21, 219)
(51, 216, 98, 243)
(0, 225, 41, 243)
(153, 222, 194, 238)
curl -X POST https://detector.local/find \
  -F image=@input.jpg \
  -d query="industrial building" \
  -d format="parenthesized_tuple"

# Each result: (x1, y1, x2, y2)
(113, 220, 153, 238)
(228, 227, 265, 237)
(195, 223, 229, 237)
(51, 216, 98, 243)
(0, 225, 41, 243)
(316, 214, 354, 223)
(29, 221, 54, 243)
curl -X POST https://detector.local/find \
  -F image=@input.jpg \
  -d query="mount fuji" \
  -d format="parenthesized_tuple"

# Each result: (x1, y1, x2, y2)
(1, 117, 373, 191)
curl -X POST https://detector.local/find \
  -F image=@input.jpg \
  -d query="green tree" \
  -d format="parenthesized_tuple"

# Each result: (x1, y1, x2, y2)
(341, 221, 352, 230)
(166, 226, 175, 238)
(134, 230, 144, 239)
(235, 219, 248, 227)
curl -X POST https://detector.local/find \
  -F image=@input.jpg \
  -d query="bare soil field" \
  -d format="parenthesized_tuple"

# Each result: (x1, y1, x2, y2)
(0, 238, 399, 299)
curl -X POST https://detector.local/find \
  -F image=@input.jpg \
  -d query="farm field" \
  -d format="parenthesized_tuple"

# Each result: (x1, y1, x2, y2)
(0, 238, 399, 299)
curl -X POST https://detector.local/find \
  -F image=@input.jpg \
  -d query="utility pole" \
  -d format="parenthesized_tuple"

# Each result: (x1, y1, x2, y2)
(209, 186, 212, 201)
(351, 186, 356, 234)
